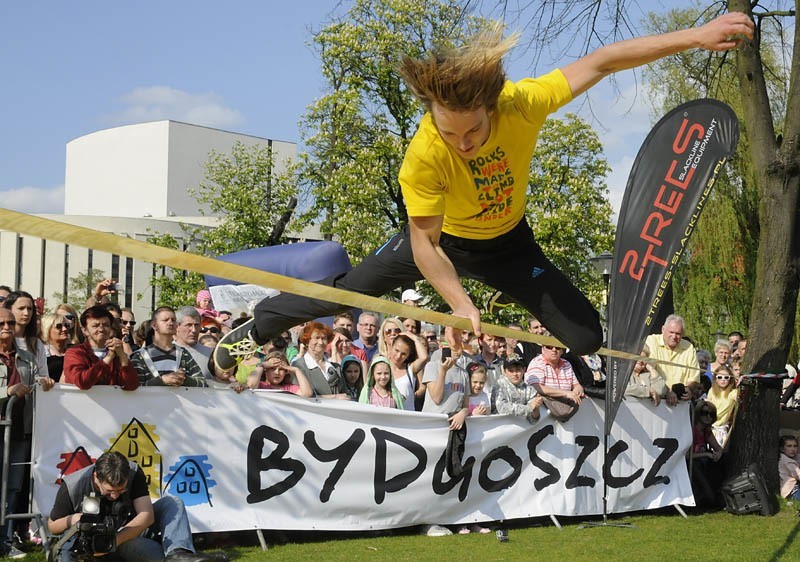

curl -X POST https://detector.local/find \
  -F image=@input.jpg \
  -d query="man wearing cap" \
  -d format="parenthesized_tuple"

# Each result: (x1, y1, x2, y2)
(402, 288, 423, 306)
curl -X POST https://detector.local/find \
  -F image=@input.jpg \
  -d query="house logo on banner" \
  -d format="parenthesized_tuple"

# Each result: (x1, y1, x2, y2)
(55, 446, 95, 484)
(165, 456, 217, 507)
(108, 418, 163, 497)
(53, 416, 218, 508)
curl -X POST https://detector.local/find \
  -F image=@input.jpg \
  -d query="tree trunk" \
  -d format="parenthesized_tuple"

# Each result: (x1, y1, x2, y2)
(723, 377, 782, 492)
(723, 1, 800, 493)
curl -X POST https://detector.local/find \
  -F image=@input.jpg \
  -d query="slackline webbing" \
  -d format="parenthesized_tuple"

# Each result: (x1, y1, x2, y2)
(0, 207, 697, 370)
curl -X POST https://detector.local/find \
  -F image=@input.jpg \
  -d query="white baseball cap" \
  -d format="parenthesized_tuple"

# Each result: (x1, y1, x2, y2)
(402, 289, 423, 302)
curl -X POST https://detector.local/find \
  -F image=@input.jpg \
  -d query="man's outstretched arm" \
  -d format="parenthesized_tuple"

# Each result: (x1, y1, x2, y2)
(561, 11, 754, 97)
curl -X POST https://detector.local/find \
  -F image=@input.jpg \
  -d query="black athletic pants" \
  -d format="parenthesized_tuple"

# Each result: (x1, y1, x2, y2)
(253, 220, 602, 355)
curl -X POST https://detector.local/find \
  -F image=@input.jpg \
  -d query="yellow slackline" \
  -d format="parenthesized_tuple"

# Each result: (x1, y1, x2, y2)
(0, 207, 692, 370)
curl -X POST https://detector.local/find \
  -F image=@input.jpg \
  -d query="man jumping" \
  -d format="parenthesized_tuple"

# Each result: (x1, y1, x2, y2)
(214, 11, 754, 372)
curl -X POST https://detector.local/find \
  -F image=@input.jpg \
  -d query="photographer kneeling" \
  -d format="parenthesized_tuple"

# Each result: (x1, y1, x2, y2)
(47, 451, 226, 562)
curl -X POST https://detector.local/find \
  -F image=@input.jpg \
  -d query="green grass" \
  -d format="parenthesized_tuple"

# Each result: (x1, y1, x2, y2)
(20, 503, 800, 561)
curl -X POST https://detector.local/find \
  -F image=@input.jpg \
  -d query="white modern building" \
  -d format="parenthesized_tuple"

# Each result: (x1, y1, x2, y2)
(0, 120, 318, 321)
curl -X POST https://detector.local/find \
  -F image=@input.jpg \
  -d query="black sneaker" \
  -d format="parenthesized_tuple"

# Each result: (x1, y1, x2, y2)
(213, 318, 260, 371)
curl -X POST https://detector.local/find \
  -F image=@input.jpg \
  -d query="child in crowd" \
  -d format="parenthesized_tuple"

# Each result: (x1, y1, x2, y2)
(341, 354, 364, 401)
(779, 435, 800, 500)
(232, 351, 313, 397)
(693, 400, 723, 460)
(706, 364, 738, 447)
(690, 400, 724, 507)
(360, 357, 405, 409)
(466, 363, 491, 415)
(730, 357, 743, 385)
(495, 354, 542, 424)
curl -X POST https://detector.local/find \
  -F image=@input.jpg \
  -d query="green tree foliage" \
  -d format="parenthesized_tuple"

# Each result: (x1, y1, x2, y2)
(52, 268, 108, 310)
(527, 113, 615, 308)
(296, 0, 483, 260)
(149, 142, 299, 309)
(147, 232, 206, 309)
(192, 141, 299, 255)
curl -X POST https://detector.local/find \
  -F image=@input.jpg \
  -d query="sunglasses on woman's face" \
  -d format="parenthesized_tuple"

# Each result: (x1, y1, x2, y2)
(384, 328, 402, 335)
(121, 320, 136, 326)
(700, 410, 714, 416)
(201, 326, 221, 334)
(716, 375, 731, 381)
(53, 323, 69, 331)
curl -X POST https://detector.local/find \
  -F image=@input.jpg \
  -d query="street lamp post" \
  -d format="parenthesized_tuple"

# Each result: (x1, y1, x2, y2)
(590, 251, 613, 332)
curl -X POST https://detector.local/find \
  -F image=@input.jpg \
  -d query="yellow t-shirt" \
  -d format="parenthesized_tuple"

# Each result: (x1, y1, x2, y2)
(399, 69, 573, 239)
(707, 387, 738, 427)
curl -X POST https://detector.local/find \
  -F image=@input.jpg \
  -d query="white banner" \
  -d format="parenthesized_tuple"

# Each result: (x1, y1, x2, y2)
(32, 386, 693, 532)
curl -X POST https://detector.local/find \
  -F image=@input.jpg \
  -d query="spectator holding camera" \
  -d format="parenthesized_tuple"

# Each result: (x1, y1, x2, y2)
(47, 451, 226, 562)
(85, 278, 118, 308)
(119, 307, 139, 356)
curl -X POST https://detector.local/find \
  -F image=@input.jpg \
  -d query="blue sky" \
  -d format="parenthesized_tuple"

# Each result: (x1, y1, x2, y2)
(1, 1, 691, 217)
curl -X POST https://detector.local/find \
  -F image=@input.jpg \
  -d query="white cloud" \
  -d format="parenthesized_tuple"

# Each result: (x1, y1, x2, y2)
(1, 185, 65, 214)
(105, 86, 245, 129)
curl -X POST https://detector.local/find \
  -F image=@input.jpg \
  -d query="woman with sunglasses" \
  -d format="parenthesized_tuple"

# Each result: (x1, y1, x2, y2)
(3, 291, 49, 379)
(54, 303, 82, 345)
(377, 317, 405, 358)
(706, 364, 738, 447)
(40, 313, 73, 381)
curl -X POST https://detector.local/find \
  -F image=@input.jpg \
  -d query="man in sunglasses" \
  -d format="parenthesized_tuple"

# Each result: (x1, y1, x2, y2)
(525, 333, 584, 422)
(120, 307, 139, 356)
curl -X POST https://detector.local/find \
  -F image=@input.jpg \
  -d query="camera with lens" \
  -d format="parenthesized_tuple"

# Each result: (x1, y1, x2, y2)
(70, 494, 132, 560)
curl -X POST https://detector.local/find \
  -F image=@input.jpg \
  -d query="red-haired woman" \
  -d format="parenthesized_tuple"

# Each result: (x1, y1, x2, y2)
(292, 321, 348, 399)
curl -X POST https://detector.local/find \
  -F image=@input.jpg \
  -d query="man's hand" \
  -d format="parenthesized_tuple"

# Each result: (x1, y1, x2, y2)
(443, 327, 463, 356)
(567, 389, 583, 406)
(666, 391, 678, 406)
(6, 383, 31, 398)
(452, 303, 482, 339)
(650, 389, 662, 407)
(93, 279, 117, 301)
(697, 12, 754, 52)
(161, 369, 186, 386)
(448, 408, 468, 430)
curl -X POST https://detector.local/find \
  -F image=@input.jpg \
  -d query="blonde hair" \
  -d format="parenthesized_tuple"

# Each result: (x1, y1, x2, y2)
(398, 22, 518, 112)
(40, 312, 69, 345)
(378, 317, 405, 357)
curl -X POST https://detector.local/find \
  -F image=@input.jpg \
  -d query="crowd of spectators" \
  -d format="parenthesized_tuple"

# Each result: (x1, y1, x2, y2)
(1, 279, 798, 550)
